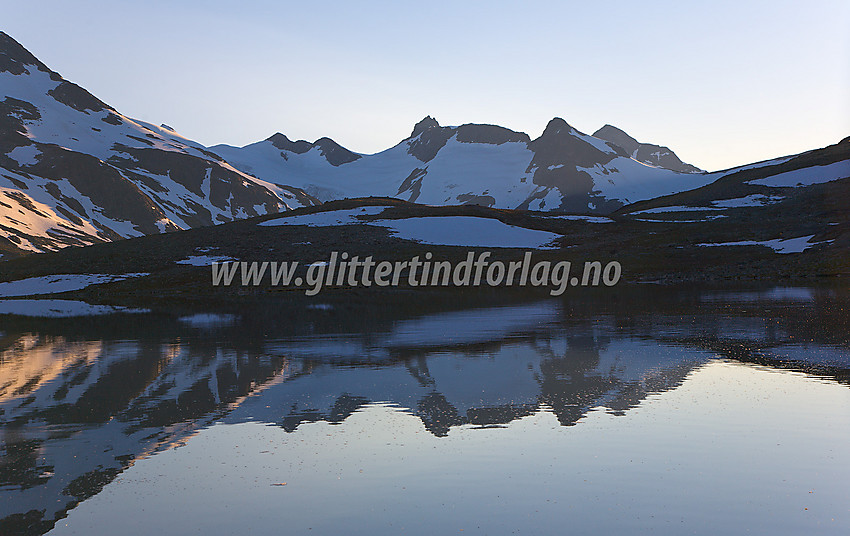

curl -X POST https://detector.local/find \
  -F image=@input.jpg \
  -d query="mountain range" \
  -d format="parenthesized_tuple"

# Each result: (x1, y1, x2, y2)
(210, 115, 711, 214)
(1, 30, 848, 261)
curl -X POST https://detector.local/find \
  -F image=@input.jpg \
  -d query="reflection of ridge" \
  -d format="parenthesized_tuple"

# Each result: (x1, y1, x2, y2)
(467, 403, 538, 427)
(0, 334, 105, 405)
(671, 337, 850, 387)
(0, 334, 298, 535)
(538, 348, 619, 427)
(0, 429, 53, 492)
(265, 302, 561, 363)
(251, 333, 711, 438)
(280, 393, 370, 432)
(418, 391, 465, 437)
(603, 360, 700, 416)
(415, 398, 539, 436)
(404, 356, 435, 388)
(2, 292, 849, 535)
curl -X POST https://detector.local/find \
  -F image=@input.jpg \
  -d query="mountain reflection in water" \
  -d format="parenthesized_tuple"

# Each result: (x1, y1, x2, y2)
(1, 287, 848, 535)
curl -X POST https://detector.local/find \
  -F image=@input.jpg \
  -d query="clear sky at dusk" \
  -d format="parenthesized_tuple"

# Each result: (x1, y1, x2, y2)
(3, 0, 848, 171)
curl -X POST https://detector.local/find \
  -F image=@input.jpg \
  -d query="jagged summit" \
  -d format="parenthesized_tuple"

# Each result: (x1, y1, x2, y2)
(212, 105, 765, 211)
(313, 137, 362, 166)
(266, 132, 313, 154)
(403, 118, 531, 163)
(593, 124, 702, 173)
(540, 117, 574, 137)
(594, 125, 639, 152)
(264, 133, 361, 165)
(212, 111, 724, 210)
(411, 115, 441, 137)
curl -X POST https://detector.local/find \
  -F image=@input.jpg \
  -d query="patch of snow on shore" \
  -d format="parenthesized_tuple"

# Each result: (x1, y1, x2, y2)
(0, 273, 149, 297)
(695, 235, 824, 254)
(176, 255, 238, 266)
(0, 299, 149, 317)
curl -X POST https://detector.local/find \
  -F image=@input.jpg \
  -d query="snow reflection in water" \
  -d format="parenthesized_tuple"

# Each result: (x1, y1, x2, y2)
(0, 288, 848, 535)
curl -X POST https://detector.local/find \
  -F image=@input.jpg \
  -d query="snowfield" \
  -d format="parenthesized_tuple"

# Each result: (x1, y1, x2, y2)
(261, 209, 562, 249)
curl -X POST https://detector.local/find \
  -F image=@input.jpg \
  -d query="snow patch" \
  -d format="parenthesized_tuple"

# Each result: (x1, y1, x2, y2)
(543, 214, 614, 223)
(711, 194, 785, 208)
(176, 255, 238, 266)
(634, 215, 727, 223)
(700, 288, 816, 303)
(201, 167, 212, 199)
(6, 145, 41, 166)
(716, 156, 794, 174)
(261, 208, 562, 248)
(177, 313, 237, 328)
(259, 206, 391, 227)
(746, 161, 850, 187)
(633, 205, 721, 214)
(155, 218, 171, 232)
(0, 299, 149, 317)
(0, 273, 149, 298)
(695, 235, 824, 254)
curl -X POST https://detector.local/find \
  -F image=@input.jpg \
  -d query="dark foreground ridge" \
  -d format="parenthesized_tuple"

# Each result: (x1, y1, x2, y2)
(0, 184, 846, 311)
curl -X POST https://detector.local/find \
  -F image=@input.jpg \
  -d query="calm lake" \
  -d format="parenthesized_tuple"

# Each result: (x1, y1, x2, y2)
(1, 286, 848, 535)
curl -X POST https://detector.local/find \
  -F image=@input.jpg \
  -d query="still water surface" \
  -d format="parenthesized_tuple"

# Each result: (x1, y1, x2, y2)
(1, 287, 848, 535)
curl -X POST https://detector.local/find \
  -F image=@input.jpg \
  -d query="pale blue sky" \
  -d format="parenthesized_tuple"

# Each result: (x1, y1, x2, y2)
(3, 0, 849, 170)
